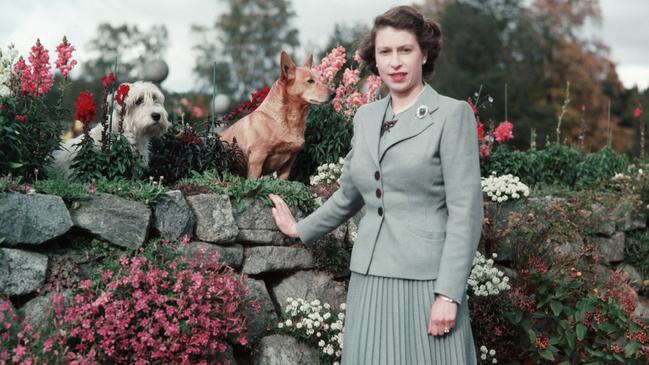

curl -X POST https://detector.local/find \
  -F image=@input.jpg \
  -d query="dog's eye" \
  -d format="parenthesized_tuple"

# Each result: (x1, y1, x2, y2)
(135, 97, 144, 105)
(307, 79, 315, 84)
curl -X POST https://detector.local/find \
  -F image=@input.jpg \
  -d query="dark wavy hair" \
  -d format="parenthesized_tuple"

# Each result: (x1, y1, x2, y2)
(358, 5, 443, 78)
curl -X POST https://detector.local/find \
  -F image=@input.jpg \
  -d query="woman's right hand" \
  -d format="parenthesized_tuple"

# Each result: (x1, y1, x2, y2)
(268, 193, 299, 239)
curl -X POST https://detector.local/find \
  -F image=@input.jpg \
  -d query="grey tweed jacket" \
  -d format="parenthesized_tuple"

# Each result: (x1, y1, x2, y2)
(296, 83, 484, 305)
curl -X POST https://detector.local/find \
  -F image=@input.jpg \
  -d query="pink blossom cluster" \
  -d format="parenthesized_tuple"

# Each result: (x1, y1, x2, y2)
(55, 36, 77, 80)
(1, 295, 68, 364)
(313, 46, 383, 117)
(12, 39, 54, 97)
(312, 46, 346, 86)
(333, 73, 383, 117)
(1, 240, 261, 365)
(10, 37, 77, 98)
(59, 250, 258, 364)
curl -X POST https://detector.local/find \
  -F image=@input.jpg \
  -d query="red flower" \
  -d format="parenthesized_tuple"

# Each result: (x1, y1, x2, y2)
(467, 98, 478, 114)
(476, 121, 484, 141)
(101, 72, 115, 88)
(479, 144, 491, 159)
(115, 84, 130, 106)
(14, 115, 28, 123)
(634, 107, 642, 119)
(494, 120, 514, 143)
(74, 91, 97, 125)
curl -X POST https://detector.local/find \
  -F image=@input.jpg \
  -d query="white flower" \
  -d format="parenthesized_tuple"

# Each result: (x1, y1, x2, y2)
(480, 345, 488, 353)
(277, 323, 284, 328)
(481, 354, 487, 360)
(318, 340, 325, 347)
(489, 349, 496, 356)
(340, 303, 346, 310)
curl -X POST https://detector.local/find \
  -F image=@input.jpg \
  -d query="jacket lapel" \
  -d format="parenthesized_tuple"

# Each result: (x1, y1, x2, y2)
(364, 96, 390, 167)
(370, 83, 439, 165)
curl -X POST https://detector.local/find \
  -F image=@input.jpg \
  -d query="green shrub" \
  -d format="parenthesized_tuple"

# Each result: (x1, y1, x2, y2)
(290, 103, 353, 184)
(33, 176, 167, 205)
(180, 170, 318, 214)
(147, 125, 238, 185)
(0, 94, 66, 181)
(70, 134, 144, 183)
(534, 143, 583, 187)
(481, 144, 539, 186)
(575, 146, 629, 189)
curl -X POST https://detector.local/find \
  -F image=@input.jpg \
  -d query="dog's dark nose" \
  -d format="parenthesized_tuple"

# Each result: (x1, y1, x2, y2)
(151, 112, 161, 122)
(329, 91, 336, 100)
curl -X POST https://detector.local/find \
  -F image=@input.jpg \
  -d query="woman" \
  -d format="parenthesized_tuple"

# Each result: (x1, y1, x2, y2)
(268, 5, 483, 364)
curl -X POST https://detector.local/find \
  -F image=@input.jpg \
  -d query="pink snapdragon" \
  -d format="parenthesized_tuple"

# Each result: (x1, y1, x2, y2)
(26, 39, 53, 96)
(312, 46, 346, 85)
(55, 36, 77, 79)
(365, 75, 383, 99)
(342, 68, 360, 87)
(13, 39, 54, 97)
(353, 50, 363, 64)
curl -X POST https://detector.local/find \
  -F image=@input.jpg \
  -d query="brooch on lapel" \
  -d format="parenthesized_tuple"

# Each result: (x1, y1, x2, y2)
(416, 105, 429, 119)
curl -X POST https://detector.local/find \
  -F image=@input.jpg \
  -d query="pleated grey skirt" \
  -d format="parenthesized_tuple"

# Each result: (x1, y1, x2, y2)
(341, 272, 477, 365)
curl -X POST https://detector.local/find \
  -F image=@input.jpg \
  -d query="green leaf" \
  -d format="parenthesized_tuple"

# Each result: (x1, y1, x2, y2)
(623, 341, 640, 357)
(550, 300, 563, 316)
(539, 349, 555, 361)
(566, 331, 576, 350)
(576, 323, 587, 341)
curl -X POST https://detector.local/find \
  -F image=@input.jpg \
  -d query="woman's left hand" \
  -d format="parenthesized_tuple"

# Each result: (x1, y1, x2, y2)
(427, 296, 458, 336)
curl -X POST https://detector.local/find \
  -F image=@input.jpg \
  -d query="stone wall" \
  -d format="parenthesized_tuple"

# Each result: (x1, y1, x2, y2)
(1, 190, 648, 364)
(0, 191, 360, 364)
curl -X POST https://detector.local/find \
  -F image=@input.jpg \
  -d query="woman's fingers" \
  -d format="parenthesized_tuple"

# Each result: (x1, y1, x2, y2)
(428, 303, 456, 337)
(268, 194, 297, 237)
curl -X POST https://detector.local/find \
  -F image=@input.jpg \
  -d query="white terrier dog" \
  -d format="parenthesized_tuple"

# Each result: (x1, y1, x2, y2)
(51, 81, 171, 179)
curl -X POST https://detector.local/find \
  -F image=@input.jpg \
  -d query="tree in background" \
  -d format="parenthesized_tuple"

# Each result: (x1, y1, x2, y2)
(423, 0, 549, 150)
(83, 23, 169, 83)
(192, 0, 300, 102)
(530, 0, 630, 152)
(421, 0, 632, 153)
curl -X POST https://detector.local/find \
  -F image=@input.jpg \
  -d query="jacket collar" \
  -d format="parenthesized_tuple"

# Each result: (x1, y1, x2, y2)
(365, 82, 440, 166)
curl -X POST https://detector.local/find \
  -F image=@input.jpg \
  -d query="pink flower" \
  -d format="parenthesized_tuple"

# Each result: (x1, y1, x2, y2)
(479, 144, 491, 158)
(24, 39, 54, 96)
(43, 338, 54, 353)
(342, 68, 360, 88)
(364, 75, 383, 102)
(332, 85, 345, 113)
(634, 107, 642, 119)
(14, 114, 28, 123)
(55, 36, 77, 79)
(353, 50, 363, 64)
(313, 46, 346, 85)
(494, 120, 514, 143)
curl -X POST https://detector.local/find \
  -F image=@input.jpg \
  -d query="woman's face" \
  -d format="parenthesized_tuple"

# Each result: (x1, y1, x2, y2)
(374, 26, 426, 97)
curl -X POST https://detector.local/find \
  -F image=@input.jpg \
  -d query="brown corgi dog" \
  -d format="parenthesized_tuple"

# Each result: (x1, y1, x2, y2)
(219, 51, 333, 179)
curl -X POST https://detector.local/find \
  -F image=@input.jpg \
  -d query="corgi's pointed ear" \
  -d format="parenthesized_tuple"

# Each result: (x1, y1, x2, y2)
(280, 51, 296, 81)
(303, 54, 313, 68)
